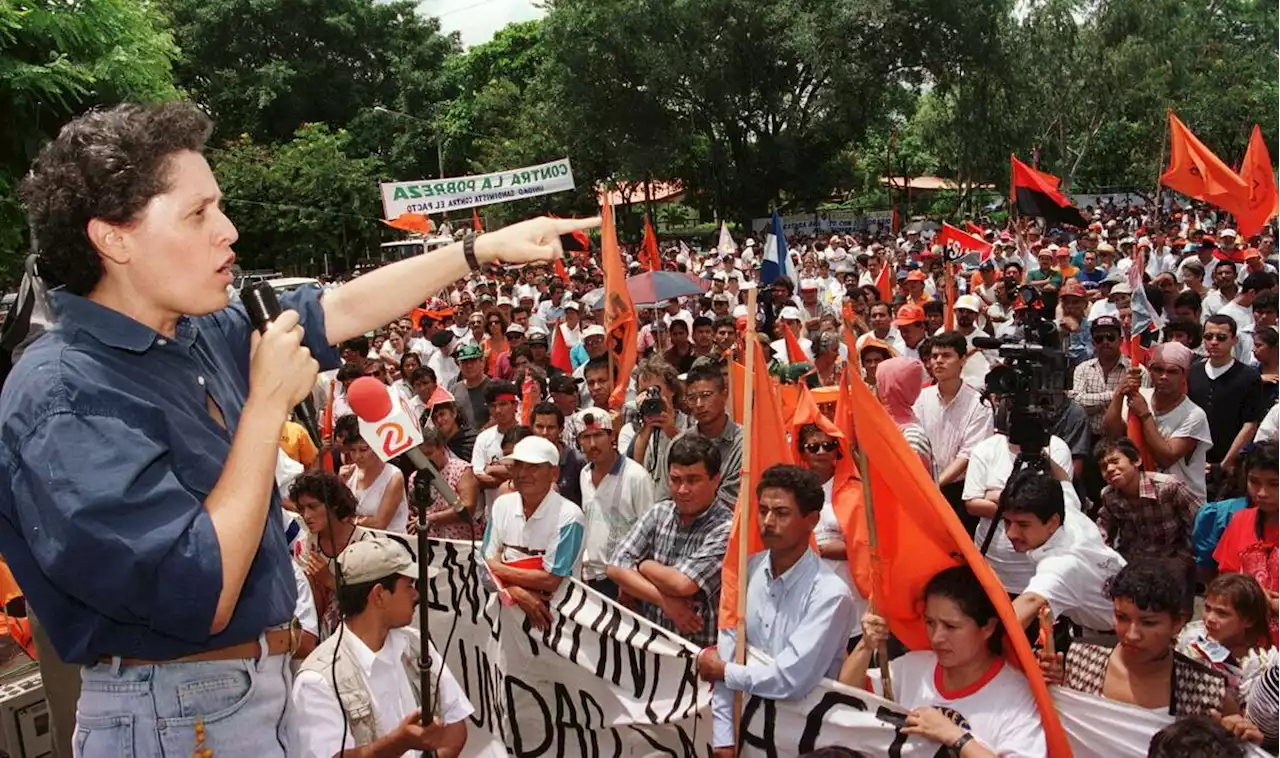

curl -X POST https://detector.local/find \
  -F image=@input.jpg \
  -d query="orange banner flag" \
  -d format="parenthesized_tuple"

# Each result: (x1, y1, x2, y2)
(875, 261, 893, 303)
(641, 215, 662, 271)
(518, 372, 539, 426)
(1126, 334, 1157, 471)
(718, 340, 795, 631)
(1160, 112, 1250, 211)
(600, 202, 637, 410)
(381, 213, 433, 235)
(1237, 125, 1279, 238)
(844, 368, 1073, 757)
(472, 208, 484, 234)
(781, 322, 807, 364)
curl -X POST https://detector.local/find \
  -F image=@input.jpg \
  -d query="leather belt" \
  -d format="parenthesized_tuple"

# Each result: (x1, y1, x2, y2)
(100, 619, 302, 666)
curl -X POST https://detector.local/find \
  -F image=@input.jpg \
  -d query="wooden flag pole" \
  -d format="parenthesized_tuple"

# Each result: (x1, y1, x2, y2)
(845, 329, 895, 702)
(731, 287, 758, 753)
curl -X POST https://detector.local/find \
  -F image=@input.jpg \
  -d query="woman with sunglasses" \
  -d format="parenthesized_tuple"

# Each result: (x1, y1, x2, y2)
(796, 422, 870, 642)
(483, 308, 510, 377)
(875, 357, 935, 481)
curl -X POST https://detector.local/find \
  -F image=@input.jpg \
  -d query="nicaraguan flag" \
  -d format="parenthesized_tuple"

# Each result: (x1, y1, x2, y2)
(761, 210, 789, 285)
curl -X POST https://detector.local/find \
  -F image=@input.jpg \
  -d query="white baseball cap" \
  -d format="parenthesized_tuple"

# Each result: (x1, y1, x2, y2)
(582, 325, 606, 339)
(779, 306, 803, 321)
(504, 436, 560, 466)
(800, 278, 820, 291)
(954, 295, 982, 312)
(505, 323, 526, 335)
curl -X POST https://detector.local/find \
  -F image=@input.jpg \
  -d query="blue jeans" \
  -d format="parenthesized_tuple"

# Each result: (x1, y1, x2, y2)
(74, 635, 292, 758)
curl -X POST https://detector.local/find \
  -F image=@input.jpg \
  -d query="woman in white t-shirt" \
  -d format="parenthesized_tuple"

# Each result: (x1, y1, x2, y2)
(334, 414, 409, 533)
(840, 565, 1047, 757)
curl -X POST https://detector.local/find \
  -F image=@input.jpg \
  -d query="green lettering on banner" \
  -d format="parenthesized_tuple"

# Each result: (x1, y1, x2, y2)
(466, 179, 477, 192)
(508, 172, 522, 187)
(393, 186, 409, 201)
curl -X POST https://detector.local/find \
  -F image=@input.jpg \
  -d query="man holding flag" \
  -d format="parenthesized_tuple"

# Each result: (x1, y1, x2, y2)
(696, 464, 855, 758)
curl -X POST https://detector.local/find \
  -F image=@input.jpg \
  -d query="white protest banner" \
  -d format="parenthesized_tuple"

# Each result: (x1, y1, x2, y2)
(408, 538, 1258, 758)
(380, 158, 575, 218)
(415, 539, 941, 757)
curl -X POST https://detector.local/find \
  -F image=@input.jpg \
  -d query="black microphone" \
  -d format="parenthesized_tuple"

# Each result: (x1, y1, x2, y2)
(242, 283, 322, 444)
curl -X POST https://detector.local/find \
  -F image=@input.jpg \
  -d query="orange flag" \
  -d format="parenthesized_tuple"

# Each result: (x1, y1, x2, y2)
(718, 340, 795, 630)
(875, 261, 893, 303)
(844, 368, 1073, 757)
(1126, 335, 1157, 471)
(600, 202, 637, 410)
(1237, 125, 1279, 238)
(965, 221, 986, 237)
(553, 256, 570, 285)
(641, 215, 662, 271)
(1161, 112, 1250, 211)
(382, 213, 433, 235)
(519, 372, 539, 426)
(472, 208, 484, 233)
(781, 322, 807, 364)
(550, 322, 573, 374)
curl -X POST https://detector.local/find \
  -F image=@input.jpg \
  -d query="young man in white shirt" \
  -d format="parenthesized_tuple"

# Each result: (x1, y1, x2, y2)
(293, 536, 472, 758)
(1000, 470, 1125, 634)
(576, 410, 655, 599)
(481, 436, 585, 630)
(471, 381, 521, 515)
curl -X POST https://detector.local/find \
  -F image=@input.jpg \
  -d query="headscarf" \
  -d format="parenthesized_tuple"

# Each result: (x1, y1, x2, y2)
(876, 357, 924, 427)
(1151, 341, 1193, 373)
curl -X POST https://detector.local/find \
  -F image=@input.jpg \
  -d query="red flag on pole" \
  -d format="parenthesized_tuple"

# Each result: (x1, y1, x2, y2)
(875, 261, 893, 303)
(641, 215, 662, 271)
(601, 202, 638, 410)
(1237, 125, 1279, 238)
(550, 322, 573, 374)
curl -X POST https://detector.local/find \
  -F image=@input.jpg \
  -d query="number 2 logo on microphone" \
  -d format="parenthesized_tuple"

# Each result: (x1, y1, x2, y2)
(376, 421, 413, 457)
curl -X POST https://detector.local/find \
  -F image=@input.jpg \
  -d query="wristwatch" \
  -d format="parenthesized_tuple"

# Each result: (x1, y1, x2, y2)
(463, 231, 480, 271)
(951, 732, 974, 752)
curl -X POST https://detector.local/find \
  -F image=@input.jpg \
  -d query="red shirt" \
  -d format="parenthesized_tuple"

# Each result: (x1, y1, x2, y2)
(1208, 509, 1280, 573)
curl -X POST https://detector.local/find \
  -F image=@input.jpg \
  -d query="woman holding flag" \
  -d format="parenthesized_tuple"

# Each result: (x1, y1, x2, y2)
(840, 566, 1047, 757)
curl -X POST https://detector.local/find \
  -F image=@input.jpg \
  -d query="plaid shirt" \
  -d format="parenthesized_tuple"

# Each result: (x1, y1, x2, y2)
(610, 499, 733, 647)
(1096, 472, 1199, 564)
(1069, 356, 1149, 435)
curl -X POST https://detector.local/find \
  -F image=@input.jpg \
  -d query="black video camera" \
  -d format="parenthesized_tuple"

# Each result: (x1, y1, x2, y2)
(638, 385, 666, 418)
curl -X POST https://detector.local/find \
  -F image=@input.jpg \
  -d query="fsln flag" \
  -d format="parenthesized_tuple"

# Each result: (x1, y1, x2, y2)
(761, 210, 789, 286)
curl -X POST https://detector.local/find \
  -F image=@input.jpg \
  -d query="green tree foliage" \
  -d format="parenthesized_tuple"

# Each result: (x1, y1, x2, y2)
(209, 124, 386, 275)
(0, 0, 179, 281)
(159, 0, 460, 144)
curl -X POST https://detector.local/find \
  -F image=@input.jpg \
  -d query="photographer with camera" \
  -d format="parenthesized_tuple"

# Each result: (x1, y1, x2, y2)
(623, 358, 686, 479)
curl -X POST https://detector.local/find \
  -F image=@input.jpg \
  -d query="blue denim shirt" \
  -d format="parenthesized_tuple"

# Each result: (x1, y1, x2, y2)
(0, 287, 339, 664)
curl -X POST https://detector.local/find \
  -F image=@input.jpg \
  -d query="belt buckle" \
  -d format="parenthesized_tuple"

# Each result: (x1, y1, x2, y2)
(288, 617, 301, 656)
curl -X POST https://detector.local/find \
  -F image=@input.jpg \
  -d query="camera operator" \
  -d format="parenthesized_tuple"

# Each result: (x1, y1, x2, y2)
(623, 357, 686, 477)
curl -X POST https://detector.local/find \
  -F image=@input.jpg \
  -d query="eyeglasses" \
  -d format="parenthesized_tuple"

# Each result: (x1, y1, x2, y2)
(685, 391, 720, 405)
(1203, 333, 1232, 342)
(1092, 333, 1119, 344)
(803, 440, 840, 453)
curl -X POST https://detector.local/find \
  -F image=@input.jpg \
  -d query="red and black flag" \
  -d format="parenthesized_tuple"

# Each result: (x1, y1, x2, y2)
(1010, 155, 1087, 228)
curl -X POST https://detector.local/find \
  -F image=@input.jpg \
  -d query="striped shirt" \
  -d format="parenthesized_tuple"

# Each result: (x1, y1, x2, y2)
(913, 382, 993, 478)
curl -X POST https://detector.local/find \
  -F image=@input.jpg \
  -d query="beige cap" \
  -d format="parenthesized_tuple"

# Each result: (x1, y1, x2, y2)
(338, 535, 433, 584)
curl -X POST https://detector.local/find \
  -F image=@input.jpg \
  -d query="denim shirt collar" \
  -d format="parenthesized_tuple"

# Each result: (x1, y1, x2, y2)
(52, 291, 197, 353)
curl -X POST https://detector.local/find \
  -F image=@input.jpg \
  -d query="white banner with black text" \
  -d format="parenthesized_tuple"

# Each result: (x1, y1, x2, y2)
(411, 538, 1265, 758)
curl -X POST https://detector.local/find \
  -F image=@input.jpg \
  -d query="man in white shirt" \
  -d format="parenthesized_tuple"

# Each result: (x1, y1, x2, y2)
(471, 381, 521, 515)
(1000, 470, 1125, 633)
(481, 436, 586, 630)
(770, 306, 814, 362)
(293, 536, 472, 758)
(576, 410, 654, 598)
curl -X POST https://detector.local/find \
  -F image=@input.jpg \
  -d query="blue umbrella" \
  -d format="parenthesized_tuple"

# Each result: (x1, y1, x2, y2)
(585, 270, 709, 309)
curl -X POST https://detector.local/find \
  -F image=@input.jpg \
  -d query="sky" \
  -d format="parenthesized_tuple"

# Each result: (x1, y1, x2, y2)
(416, 0, 545, 47)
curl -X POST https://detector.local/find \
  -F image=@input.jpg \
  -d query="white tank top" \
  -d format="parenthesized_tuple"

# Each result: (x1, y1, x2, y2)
(348, 464, 409, 533)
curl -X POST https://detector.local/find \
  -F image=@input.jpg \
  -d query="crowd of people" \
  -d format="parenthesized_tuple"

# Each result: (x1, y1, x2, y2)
(1, 101, 1277, 758)
(272, 202, 1280, 757)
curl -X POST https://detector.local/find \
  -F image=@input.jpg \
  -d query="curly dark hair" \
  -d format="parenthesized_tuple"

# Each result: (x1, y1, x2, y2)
(20, 102, 214, 295)
(288, 470, 358, 521)
(756, 464, 824, 515)
(1105, 559, 1188, 618)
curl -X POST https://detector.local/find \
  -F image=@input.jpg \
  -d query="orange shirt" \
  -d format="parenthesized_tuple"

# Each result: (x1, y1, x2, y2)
(280, 420, 319, 467)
